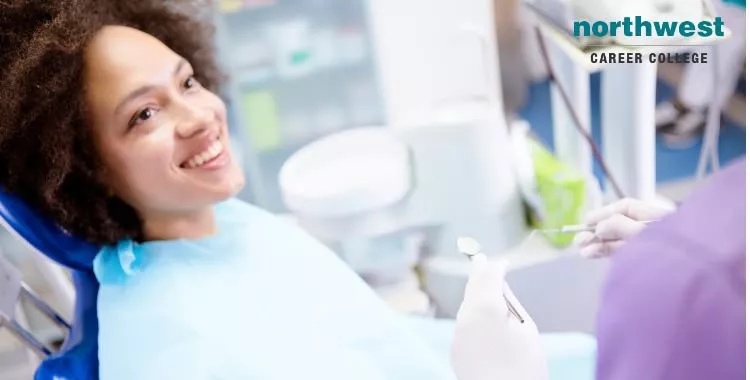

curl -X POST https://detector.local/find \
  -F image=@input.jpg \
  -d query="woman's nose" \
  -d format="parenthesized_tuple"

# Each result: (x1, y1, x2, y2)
(175, 104, 214, 138)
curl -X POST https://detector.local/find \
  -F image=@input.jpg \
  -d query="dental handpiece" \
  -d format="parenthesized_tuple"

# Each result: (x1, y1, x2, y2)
(456, 237, 525, 324)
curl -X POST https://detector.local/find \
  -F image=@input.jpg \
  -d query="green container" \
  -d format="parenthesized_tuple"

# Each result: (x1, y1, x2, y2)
(241, 91, 281, 151)
(527, 138, 588, 248)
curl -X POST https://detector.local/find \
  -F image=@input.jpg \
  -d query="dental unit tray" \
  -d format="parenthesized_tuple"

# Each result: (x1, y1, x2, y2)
(524, 0, 719, 53)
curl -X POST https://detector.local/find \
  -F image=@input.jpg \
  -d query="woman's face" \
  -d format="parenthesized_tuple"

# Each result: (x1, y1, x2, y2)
(83, 26, 244, 232)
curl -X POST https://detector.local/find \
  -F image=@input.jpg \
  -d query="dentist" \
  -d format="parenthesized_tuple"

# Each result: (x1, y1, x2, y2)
(451, 157, 746, 380)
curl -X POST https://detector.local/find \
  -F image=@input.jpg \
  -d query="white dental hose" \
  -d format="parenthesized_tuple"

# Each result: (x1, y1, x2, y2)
(696, 0, 725, 179)
(696, 42, 722, 180)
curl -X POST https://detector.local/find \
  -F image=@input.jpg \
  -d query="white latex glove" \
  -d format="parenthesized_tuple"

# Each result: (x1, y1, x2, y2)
(451, 254, 547, 380)
(573, 198, 676, 258)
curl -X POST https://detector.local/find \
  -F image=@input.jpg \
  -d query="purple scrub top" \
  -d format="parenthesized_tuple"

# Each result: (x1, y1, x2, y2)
(596, 157, 746, 380)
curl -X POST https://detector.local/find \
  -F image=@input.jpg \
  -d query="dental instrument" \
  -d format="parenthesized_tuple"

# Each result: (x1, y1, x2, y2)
(456, 236, 525, 324)
(537, 220, 656, 234)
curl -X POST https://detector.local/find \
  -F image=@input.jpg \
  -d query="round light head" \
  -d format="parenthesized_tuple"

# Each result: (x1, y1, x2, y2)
(456, 236, 482, 259)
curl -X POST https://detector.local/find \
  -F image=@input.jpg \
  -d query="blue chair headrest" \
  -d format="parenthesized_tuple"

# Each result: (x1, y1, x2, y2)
(0, 190, 100, 380)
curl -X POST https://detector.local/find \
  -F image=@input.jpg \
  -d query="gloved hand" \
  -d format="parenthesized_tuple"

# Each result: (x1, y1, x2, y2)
(451, 254, 547, 380)
(573, 198, 676, 258)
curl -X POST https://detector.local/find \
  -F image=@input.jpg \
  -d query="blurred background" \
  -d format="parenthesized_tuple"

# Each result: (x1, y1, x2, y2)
(1, 0, 745, 377)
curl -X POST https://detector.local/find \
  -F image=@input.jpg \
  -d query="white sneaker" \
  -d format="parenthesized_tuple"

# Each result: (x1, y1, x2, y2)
(660, 109, 707, 149)
(655, 100, 681, 130)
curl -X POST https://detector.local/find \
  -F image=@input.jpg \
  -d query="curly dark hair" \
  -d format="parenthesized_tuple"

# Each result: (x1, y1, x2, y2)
(0, 0, 225, 245)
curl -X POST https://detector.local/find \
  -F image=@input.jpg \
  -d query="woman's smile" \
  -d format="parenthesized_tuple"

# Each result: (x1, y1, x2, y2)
(181, 137, 229, 170)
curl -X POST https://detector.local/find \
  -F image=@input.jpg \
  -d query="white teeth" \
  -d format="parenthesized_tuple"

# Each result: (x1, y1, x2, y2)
(185, 140, 224, 168)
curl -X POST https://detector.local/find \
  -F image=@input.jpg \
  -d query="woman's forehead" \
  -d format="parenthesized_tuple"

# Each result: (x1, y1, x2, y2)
(83, 26, 184, 110)
(85, 26, 181, 83)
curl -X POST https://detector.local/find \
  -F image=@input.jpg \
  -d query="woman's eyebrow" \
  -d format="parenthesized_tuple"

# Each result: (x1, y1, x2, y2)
(113, 59, 189, 115)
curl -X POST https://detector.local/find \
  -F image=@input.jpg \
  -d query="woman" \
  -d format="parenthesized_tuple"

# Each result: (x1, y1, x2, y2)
(0, 1, 455, 379)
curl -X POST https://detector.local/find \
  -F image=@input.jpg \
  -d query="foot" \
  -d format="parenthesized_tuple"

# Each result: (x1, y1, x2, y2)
(659, 108, 707, 149)
(655, 99, 698, 131)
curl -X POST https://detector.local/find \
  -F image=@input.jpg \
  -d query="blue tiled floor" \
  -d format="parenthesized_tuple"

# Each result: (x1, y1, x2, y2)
(518, 73, 746, 184)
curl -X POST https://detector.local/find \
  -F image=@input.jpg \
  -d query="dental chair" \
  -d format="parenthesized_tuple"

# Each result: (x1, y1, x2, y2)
(0, 190, 100, 380)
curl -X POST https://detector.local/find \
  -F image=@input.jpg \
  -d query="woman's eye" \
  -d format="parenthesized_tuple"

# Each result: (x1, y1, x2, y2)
(184, 76, 197, 89)
(129, 107, 155, 128)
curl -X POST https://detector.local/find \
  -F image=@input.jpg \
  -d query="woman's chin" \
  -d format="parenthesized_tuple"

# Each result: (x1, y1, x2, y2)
(212, 168, 246, 201)
(189, 162, 246, 200)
